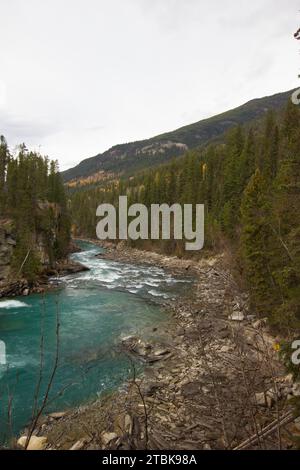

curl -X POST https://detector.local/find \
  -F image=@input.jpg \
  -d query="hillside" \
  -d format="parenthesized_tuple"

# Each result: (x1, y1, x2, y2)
(62, 88, 295, 182)
(0, 140, 71, 287)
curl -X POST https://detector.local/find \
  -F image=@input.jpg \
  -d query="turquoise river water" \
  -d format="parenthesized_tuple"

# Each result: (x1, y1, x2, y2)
(0, 241, 192, 443)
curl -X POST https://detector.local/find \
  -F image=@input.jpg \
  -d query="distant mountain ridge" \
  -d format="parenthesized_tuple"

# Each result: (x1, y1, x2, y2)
(62, 89, 295, 182)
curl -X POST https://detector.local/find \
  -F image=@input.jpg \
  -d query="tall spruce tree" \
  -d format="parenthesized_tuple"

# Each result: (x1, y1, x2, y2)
(240, 169, 276, 314)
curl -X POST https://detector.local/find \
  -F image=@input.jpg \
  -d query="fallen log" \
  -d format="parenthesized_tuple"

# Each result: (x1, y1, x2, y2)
(233, 411, 295, 450)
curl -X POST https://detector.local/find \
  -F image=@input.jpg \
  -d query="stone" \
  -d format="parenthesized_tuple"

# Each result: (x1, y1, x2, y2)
(17, 435, 47, 450)
(246, 315, 256, 321)
(101, 432, 118, 446)
(181, 382, 202, 398)
(283, 373, 294, 384)
(218, 330, 230, 339)
(266, 387, 280, 402)
(233, 303, 241, 311)
(23, 288, 29, 296)
(219, 345, 231, 353)
(6, 237, 16, 246)
(252, 319, 265, 329)
(70, 439, 85, 450)
(255, 389, 278, 408)
(292, 382, 300, 397)
(48, 411, 67, 419)
(153, 348, 169, 357)
(228, 312, 244, 322)
(280, 386, 292, 397)
(294, 417, 300, 431)
(124, 414, 133, 435)
(203, 443, 211, 450)
(255, 392, 267, 407)
(143, 382, 161, 396)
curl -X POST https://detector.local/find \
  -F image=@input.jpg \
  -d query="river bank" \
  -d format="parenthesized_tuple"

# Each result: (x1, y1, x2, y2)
(16, 241, 300, 450)
(0, 244, 89, 299)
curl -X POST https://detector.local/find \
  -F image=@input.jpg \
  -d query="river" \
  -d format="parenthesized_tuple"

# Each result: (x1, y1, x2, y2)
(0, 241, 192, 443)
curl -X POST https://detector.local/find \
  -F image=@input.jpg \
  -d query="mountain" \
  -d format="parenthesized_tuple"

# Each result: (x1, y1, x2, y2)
(62, 89, 295, 183)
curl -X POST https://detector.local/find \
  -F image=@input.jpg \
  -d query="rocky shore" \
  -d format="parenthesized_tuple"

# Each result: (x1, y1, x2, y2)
(0, 260, 89, 299)
(0, 242, 89, 299)
(16, 242, 300, 451)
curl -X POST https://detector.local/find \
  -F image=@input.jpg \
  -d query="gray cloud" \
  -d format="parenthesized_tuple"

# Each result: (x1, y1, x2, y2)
(0, 0, 298, 171)
(0, 112, 60, 140)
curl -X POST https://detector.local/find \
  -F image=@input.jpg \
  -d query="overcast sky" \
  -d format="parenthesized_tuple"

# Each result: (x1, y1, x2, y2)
(0, 0, 299, 170)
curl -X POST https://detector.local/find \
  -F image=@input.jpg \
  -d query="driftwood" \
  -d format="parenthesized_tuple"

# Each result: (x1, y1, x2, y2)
(233, 411, 295, 450)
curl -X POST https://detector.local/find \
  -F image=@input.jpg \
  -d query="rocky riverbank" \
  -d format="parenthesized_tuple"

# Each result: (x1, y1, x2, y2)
(0, 241, 89, 299)
(16, 242, 300, 451)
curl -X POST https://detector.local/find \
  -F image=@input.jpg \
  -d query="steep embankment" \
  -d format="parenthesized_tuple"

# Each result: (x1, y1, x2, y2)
(0, 217, 86, 298)
(24, 245, 300, 451)
(0, 220, 16, 283)
(62, 89, 295, 183)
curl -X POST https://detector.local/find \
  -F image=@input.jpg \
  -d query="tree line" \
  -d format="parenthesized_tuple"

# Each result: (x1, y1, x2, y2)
(0, 139, 70, 281)
(70, 101, 300, 332)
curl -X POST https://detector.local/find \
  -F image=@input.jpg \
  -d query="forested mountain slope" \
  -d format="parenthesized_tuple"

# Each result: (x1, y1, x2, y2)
(63, 89, 295, 182)
(0, 139, 71, 283)
(70, 101, 300, 332)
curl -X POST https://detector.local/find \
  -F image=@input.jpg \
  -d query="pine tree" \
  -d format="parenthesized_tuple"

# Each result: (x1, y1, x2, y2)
(271, 103, 300, 329)
(0, 135, 9, 214)
(240, 169, 277, 314)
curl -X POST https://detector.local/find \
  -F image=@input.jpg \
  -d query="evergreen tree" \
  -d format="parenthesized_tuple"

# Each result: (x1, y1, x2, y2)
(0, 135, 9, 214)
(240, 169, 276, 314)
(0, 137, 71, 280)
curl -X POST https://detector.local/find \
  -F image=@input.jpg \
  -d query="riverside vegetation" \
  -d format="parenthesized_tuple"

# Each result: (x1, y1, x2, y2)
(71, 101, 300, 335)
(58, 99, 300, 449)
(1, 95, 300, 450)
(0, 140, 71, 289)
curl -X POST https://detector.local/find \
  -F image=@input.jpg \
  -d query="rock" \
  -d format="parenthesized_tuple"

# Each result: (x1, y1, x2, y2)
(124, 415, 133, 435)
(181, 382, 202, 398)
(153, 348, 169, 357)
(265, 388, 280, 408)
(280, 386, 292, 397)
(233, 303, 241, 311)
(283, 373, 294, 384)
(56, 262, 89, 276)
(255, 389, 278, 408)
(6, 237, 16, 246)
(218, 329, 230, 339)
(143, 382, 161, 396)
(219, 345, 231, 353)
(228, 312, 244, 322)
(266, 387, 280, 400)
(116, 240, 127, 251)
(101, 432, 118, 446)
(48, 411, 67, 419)
(246, 315, 256, 321)
(121, 335, 139, 350)
(133, 343, 149, 357)
(70, 439, 85, 450)
(18, 435, 47, 450)
(203, 443, 211, 450)
(22, 288, 29, 296)
(255, 392, 267, 407)
(185, 327, 200, 339)
(294, 417, 300, 431)
(292, 382, 300, 397)
(252, 319, 265, 329)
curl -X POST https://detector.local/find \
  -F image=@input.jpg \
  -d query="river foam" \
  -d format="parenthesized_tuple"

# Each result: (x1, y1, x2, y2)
(62, 243, 193, 303)
(0, 300, 29, 309)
